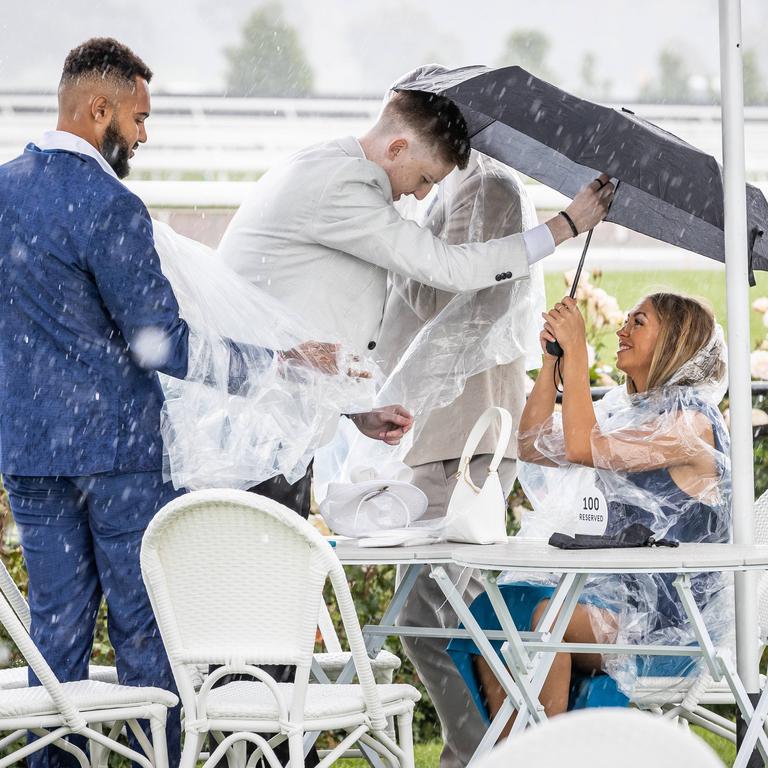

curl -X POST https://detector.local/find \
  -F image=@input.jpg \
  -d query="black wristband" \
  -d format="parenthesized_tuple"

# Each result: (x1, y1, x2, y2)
(559, 210, 579, 237)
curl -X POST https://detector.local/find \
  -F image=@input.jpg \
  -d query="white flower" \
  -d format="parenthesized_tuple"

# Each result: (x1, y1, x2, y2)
(751, 350, 768, 380)
(609, 310, 626, 326)
(753, 297, 768, 314)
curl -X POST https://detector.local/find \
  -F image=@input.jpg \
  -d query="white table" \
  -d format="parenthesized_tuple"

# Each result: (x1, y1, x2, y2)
(436, 539, 768, 766)
(330, 539, 768, 766)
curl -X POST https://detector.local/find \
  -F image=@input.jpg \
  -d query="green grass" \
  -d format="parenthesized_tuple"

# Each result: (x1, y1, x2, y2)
(544, 268, 768, 364)
(693, 726, 737, 766)
(336, 741, 442, 768)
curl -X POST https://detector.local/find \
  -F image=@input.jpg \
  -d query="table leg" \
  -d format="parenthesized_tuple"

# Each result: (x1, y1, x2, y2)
(529, 573, 589, 693)
(673, 574, 768, 764)
(483, 572, 587, 739)
(429, 565, 528, 716)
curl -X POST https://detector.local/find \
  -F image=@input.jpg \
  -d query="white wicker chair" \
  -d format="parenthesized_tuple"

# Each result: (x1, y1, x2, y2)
(0, 557, 119, 691)
(140, 489, 420, 768)
(630, 488, 768, 740)
(471, 708, 724, 768)
(0, 584, 177, 768)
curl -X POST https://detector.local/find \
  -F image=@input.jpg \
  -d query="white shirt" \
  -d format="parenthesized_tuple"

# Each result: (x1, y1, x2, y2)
(523, 220, 556, 265)
(35, 130, 118, 180)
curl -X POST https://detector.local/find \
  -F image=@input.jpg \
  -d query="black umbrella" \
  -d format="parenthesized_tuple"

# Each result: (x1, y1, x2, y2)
(395, 65, 768, 280)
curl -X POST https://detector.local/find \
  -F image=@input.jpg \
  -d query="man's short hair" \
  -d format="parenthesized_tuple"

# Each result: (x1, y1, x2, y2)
(60, 37, 153, 90)
(385, 90, 470, 170)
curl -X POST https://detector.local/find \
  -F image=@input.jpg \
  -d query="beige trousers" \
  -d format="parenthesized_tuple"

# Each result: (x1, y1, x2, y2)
(397, 454, 517, 768)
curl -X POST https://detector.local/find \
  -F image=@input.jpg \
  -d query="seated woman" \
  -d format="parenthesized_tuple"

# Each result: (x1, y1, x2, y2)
(447, 291, 731, 730)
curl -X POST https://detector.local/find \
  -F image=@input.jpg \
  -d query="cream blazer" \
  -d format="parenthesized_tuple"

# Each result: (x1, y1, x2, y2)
(377, 156, 544, 465)
(217, 136, 531, 352)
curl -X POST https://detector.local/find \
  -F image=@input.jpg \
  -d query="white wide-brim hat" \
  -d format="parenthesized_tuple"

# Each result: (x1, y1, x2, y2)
(320, 479, 428, 538)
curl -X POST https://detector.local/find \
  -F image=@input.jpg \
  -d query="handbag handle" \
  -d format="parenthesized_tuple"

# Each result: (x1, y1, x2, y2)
(457, 407, 513, 481)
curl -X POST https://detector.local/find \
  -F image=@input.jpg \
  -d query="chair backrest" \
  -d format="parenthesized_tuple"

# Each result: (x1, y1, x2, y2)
(141, 490, 386, 728)
(754, 489, 768, 546)
(0, 588, 84, 729)
(471, 708, 724, 768)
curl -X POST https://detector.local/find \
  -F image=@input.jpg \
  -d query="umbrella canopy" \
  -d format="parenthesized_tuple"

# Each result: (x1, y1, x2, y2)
(395, 65, 768, 275)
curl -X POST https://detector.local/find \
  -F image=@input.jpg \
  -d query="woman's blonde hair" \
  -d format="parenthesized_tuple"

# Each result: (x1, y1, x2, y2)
(626, 293, 721, 394)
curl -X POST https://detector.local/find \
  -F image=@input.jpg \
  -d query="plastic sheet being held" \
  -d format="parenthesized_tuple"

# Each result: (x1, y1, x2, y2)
(151, 220, 379, 490)
(513, 327, 732, 698)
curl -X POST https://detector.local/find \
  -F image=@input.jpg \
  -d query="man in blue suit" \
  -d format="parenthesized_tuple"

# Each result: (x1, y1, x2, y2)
(0, 37, 205, 767)
(0, 36, 415, 768)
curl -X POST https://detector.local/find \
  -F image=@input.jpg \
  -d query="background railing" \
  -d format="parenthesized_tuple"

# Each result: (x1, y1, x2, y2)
(4, 94, 768, 180)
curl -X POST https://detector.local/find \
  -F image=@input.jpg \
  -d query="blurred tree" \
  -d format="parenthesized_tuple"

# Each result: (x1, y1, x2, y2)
(579, 51, 613, 101)
(743, 49, 766, 105)
(580, 51, 597, 94)
(639, 47, 692, 103)
(497, 29, 554, 82)
(224, 1, 314, 97)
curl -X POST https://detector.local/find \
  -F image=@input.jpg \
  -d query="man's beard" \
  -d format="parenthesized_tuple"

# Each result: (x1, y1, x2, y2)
(101, 118, 132, 179)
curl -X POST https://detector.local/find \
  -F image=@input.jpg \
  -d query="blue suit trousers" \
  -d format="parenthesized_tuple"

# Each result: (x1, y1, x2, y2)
(4, 470, 184, 768)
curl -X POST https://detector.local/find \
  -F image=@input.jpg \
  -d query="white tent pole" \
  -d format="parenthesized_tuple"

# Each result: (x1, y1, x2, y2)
(719, 0, 759, 695)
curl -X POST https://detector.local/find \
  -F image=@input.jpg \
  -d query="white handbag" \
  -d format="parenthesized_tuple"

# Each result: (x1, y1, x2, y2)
(442, 406, 513, 545)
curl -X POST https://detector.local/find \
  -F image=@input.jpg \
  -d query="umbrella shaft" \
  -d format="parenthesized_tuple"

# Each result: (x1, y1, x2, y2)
(567, 179, 620, 299)
(569, 228, 594, 299)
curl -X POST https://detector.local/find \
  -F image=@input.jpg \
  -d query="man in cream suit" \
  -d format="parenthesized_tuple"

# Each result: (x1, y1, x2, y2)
(218, 89, 612, 356)
(380, 149, 545, 767)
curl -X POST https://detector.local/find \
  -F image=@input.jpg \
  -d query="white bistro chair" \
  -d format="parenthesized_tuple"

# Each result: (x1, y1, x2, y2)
(0, 586, 177, 768)
(140, 489, 420, 768)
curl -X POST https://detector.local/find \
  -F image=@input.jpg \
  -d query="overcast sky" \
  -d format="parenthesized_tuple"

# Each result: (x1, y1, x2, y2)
(1, 0, 767, 98)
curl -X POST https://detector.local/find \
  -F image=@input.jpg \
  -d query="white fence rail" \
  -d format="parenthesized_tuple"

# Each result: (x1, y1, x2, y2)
(4, 94, 768, 178)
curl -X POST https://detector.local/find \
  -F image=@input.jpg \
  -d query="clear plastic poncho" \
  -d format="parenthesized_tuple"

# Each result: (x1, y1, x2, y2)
(151, 221, 379, 489)
(512, 328, 732, 697)
(314, 150, 545, 499)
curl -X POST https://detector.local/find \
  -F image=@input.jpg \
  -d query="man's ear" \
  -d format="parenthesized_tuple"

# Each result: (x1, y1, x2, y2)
(386, 138, 408, 161)
(90, 95, 112, 126)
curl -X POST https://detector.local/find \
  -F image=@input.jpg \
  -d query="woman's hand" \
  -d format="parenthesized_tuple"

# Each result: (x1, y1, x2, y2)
(539, 327, 559, 361)
(542, 296, 587, 354)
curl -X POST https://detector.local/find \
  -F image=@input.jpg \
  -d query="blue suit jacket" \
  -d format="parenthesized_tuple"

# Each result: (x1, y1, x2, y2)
(0, 145, 191, 475)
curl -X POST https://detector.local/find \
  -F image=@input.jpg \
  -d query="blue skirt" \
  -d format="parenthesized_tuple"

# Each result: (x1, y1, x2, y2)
(446, 582, 692, 723)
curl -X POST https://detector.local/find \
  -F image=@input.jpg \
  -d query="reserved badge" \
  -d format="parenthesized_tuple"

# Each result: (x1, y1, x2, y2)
(575, 488, 608, 535)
